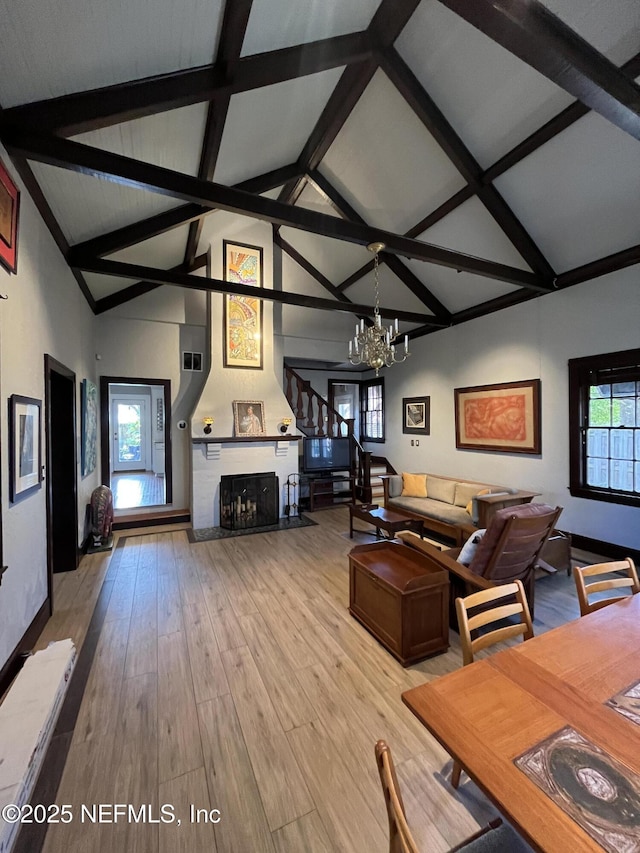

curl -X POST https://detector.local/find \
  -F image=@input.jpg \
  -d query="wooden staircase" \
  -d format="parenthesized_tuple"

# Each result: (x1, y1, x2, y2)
(284, 366, 396, 504)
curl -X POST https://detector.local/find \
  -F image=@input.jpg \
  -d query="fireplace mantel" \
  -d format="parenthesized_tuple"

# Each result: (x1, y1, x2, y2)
(192, 435, 301, 444)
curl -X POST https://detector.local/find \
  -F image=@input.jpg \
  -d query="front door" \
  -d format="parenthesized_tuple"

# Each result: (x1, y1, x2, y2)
(111, 397, 148, 471)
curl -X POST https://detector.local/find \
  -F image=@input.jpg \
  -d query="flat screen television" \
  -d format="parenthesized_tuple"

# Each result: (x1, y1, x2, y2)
(302, 436, 351, 474)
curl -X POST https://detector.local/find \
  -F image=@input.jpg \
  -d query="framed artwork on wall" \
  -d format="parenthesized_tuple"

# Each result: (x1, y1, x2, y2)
(81, 379, 98, 476)
(233, 400, 266, 436)
(0, 157, 20, 274)
(402, 396, 430, 435)
(454, 379, 541, 454)
(9, 395, 42, 502)
(223, 241, 264, 370)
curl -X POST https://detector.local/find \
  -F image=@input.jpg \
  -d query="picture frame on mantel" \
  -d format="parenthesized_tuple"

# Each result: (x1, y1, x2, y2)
(454, 379, 541, 454)
(9, 394, 42, 502)
(233, 400, 266, 436)
(0, 156, 20, 274)
(223, 241, 264, 370)
(402, 396, 430, 435)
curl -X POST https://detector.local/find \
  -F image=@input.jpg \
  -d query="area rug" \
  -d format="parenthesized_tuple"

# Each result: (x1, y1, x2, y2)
(187, 514, 317, 543)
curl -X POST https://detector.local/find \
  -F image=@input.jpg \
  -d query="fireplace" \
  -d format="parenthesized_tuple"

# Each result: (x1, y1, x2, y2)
(220, 471, 279, 530)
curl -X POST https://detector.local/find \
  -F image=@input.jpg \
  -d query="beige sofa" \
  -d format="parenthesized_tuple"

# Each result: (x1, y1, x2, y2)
(379, 473, 539, 546)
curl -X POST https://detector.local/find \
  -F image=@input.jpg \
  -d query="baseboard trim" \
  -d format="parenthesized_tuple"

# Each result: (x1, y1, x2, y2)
(569, 532, 640, 564)
(0, 598, 51, 697)
(113, 509, 190, 530)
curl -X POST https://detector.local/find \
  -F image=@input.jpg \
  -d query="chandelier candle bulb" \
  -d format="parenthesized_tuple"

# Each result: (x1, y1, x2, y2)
(395, 318, 399, 334)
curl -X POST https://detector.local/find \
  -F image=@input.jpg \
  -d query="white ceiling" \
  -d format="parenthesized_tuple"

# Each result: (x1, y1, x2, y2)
(0, 0, 637, 335)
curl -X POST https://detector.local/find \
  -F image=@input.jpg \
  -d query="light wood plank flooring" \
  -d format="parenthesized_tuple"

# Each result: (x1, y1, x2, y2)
(32, 508, 584, 853)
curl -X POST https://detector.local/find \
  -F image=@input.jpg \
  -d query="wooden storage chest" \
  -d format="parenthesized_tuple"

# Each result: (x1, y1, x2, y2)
(349, 541, 449, 666)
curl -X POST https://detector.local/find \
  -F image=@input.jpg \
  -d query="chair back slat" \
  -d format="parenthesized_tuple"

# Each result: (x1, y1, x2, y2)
(573, 558, 639, 616)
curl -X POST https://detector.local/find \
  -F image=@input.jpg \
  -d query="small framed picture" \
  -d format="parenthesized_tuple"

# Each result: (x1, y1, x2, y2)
(0, 157, 20, 274)
(403, 396, 430, 435)
(9, 394, 42, 502)
(233, 400, 266, 436)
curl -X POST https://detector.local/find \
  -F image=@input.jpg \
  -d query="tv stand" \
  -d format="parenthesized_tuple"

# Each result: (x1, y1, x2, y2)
(301, 473, 356, 512)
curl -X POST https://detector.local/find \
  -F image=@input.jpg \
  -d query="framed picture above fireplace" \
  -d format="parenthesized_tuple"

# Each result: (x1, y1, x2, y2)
(223, 241, 263, 370)
(233, 400, 266, 436)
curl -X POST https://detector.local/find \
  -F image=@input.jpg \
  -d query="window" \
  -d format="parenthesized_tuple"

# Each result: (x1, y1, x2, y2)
(569, 348, 640, 507)
(360, 378, 384, 442)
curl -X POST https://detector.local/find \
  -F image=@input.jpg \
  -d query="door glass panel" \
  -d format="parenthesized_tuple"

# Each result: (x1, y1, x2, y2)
(117, 403, 142, 463)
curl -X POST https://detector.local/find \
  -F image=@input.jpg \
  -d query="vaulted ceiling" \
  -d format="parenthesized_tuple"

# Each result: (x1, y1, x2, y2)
(0, 0, 638, 342)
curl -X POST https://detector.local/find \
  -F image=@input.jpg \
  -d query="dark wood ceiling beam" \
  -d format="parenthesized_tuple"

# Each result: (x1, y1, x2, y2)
(337, 261, 374, 292)
(381, 47, 554, 279)
(2, 129, 550, 287)
(555, 244, 640, 290)
(74, 256, 443, 325)
(183, 0, 254, 268)
(406, 187, 475, 238)
(308, 169, 451, 320)
(0, 131, 96, 310)
(94, 254, 207, 314)
(438, 0, 640, 142)
(4, 32, 375, 137)
(484, 50, 640, 183)
(68, 162, 302, 261)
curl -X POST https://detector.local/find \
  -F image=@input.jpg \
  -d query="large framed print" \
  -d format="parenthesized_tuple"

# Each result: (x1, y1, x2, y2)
(9, 395, 42, 502)
(402, 396, 430, 435)
(0, 157, 20, 274)
(223, 241, 264, 370)
(81, 379, 98, 476)
(454, 379, 541, 454)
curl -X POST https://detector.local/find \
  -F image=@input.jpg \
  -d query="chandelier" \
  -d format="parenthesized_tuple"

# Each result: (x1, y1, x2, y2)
(348, 242, 410, 375)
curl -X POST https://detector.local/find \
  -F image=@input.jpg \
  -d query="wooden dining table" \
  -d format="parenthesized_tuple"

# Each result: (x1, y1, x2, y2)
(402, 594, 640, 853)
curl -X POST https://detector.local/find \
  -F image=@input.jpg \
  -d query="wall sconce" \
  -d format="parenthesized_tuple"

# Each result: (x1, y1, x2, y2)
(279, 417, 292, 434)
(203, 417, 214, 435)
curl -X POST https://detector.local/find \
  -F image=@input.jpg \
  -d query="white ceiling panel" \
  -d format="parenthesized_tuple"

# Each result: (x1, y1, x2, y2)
(297, 182, 342, 218)
(84, 273, 136, 301)
(321, 70, 467, 234)
(396, 1, 574, 169)
(28, 161, 184, 245)
(279, 228, 364, 284)
(347, 266, 434, 316)
(541, 0, 640, 65)
(111, 225, 191, 268)
(403, 262, 520, 314)
(419, 197, 533, 271)
(0, 0, 224, 106)
(494, 111, 640, 272)
(242, 0, 379, 57)
(73, 105, 208, 176)
(214, 68, 344, 187)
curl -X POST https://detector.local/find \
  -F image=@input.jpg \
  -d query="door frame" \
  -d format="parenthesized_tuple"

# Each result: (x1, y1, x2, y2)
(44, 355, 79, 604)
(100, 376, 173, 504)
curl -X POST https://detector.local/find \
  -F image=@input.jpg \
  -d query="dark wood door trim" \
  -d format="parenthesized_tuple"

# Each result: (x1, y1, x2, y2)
(100, 376, 173, 506)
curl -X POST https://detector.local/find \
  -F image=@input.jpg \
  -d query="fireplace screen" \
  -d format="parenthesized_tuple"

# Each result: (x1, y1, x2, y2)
(220, 472, 279, 530)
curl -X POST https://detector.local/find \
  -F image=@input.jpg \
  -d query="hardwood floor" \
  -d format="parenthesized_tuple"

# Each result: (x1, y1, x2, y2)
(30, 508, 583, 853)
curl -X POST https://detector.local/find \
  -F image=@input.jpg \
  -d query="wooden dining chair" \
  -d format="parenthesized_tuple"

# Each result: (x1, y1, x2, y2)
(451, 581, 533, 787)
(375, 740, 523, 852)
(573, 558, 640, 616)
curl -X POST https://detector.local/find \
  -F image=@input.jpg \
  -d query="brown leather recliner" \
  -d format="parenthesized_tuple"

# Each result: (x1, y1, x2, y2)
(399, 503, 562, 619)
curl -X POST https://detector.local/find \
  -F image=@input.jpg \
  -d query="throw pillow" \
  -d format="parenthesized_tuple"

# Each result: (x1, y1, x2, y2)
(425, 475, 456, 504)
(457, 530, 486, 566)
(401, 472, 427, 498)
(465, 487, 491, 515)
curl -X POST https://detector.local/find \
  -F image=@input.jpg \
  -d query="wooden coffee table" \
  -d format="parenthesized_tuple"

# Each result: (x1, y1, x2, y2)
(349, 503, 423, 540)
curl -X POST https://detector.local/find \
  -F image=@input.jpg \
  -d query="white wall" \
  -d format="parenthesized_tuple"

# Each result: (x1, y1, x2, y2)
(0, 145, 99, 670)
(376, 267, 640, 550)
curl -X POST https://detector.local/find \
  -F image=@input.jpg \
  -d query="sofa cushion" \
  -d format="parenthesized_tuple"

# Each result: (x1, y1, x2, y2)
(386, 475, 403, 498)
(401, 472, 427, 498)
(389, 496, 470, 526)
(426, 476, 457, 504)
(467, 502, 557, 578)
